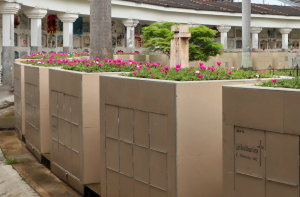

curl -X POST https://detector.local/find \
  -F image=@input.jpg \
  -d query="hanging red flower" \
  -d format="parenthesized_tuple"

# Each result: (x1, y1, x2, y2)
(47, 15, 58, 34)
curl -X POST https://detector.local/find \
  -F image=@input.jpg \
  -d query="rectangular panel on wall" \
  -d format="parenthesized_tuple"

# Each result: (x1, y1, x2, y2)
(105, 105, 169, 196)
(235, 127, 265, 178)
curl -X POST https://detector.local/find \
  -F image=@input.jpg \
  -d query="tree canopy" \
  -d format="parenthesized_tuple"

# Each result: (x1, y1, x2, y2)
(142, 22, 223, 62)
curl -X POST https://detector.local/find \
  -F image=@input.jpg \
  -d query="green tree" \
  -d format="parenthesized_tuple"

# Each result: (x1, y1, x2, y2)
(142, 22, 223, 62)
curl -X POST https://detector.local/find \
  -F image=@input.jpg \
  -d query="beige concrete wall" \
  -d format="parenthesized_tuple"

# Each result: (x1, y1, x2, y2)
(24, 65, 60, 162)
(49, 69, 121, 194)
(99, 76, 270, 197)
(223, 85, 300, 197)
(14, 63, 25, 141)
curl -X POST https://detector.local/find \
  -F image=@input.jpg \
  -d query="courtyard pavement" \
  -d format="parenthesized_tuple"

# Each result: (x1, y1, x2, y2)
(0, 147, 39, 197)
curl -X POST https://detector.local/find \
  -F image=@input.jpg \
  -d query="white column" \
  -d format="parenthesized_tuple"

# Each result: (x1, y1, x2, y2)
(217, 25, 231, 50)
(122, 19, 139, 49)
(23, 8, 47, 54)
(280, 28, 292, 51)
(0, 2, 20, 86)
(57, 13, 78, 53)
(250, 27, 262, 50)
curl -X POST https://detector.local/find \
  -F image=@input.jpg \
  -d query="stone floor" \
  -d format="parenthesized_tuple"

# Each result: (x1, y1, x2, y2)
(0, 130, 82, 197)
(0, 146, 39, 197)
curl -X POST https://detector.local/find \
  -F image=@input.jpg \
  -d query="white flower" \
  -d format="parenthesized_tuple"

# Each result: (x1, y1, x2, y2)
(195, 70, 200, 74)
(256, 75, 259, 78)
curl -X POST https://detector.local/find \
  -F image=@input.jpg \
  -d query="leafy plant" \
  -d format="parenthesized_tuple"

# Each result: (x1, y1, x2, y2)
(142, 22, 223, 61)
(122, 62, 272, 81)
(5, 157, 19, 165)
(257, 77, 299, 89)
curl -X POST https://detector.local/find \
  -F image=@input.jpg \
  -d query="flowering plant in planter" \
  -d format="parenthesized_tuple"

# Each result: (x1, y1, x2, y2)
(62, 58, 138, 73)
(123, 62, 273, 81)
(257, 77, 299, 89)
(21, 52, 89, 59)
(21, 58, 66, 67)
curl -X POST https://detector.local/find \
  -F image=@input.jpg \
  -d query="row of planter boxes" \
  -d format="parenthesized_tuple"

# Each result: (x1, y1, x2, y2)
(14, 61, 289, 196)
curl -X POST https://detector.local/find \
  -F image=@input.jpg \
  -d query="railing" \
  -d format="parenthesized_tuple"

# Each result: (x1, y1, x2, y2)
(268, 65, 299, 77)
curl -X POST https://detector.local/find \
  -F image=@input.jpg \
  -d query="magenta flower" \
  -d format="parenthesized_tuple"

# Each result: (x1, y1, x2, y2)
(259, 71, 264, 74)
(105, 58, 108, 62)
(164, 65, 169, 70)
(152, 63, 158, 67)
(92, 61, 95, 63)
(146, 62, 150, 66)
(272, 79, 277, 82)
(176, 64, 181, 68)
(151, 74, 154, 77)
(200, 62, 204, 66)
(212, 68, 216, 71)
(228, 71, 232, 74)
(96, 58, 100, 61)
(165, 70, 168, 73)
(138, 68, 141, 71)
(86, 63, 90, 66)
(133, 72, 137, 75)
(198, 74, 203, 78)
(147, 68, 150, 70)
(160, 70, 164, 72)
(175, 68, 180, 71)
(217, 62, 221, 65)
(98, 63, 102, 66)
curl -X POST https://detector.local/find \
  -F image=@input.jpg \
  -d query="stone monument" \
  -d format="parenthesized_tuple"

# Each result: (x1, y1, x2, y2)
(170, 25, 191, 68)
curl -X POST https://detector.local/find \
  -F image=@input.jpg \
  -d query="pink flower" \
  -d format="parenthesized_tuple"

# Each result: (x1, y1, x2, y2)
(147, 68, 150, 70)
(217, 62, 221, 65)
(133, 72, 137, 75)
(138, 68, 141, 71)
(96, 58, 100, 61)
(212, 68, 216, 71)
(259, 71, 264, 74)
(198, 74, 203, 78)
(109, 62, 113, 65)
(231, 67, 235, 69)
(86, 63, 90, 66)
(152, 63, 158, 67)
(98, 63, 102, 66)
(200, 62, 204, 66)
(195, 70, 200, 74)
(164, 70, 168, 73)
(164, 65, 169, 70)
(228, 71, 232, 74)
(160, 70, 164, 72)
(105, 58, 108, 62)
(146, 62, 150, 66)
(272, 79, 277, 82)
(151, 74, 154, 77)
(175, 68, 180, 71)
(176, 64, 181, 68)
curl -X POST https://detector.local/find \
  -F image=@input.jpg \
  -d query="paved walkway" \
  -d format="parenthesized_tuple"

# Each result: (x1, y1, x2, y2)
(0, 147, 40, 197)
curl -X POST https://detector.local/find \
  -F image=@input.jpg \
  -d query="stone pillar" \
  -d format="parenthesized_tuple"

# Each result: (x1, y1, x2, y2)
(250, 27, 262, 50)
(23, 8, 47, 55)
(170, 25, 191, 68)
(0, 2, 20, 86)
(217, 25, 231, 50)
(280, 28, 292, 51)
(122, 19, 139, 49)
(57, 13, 78, 53)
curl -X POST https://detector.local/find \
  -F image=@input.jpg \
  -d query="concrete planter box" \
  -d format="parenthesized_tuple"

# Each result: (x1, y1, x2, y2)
(99, 76, 271, 197)
(24, 65, 61, 162)
(149, 54, 170, 65)
(132, 55, 147, 64)
(49, 69, 120, 194)
(223, 85, 300, 197)
(14, 62, 25, 141)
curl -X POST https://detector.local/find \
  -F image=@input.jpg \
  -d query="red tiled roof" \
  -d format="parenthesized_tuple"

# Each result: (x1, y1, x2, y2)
(123, 0, 300, 16)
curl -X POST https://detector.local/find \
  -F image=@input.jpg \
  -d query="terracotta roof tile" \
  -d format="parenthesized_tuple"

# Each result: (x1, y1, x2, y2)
(122, 0, 300, 16)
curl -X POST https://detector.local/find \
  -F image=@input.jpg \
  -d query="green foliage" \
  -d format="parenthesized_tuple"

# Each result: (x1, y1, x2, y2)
(21, 52, 89, 59)
(121, 63, 272, 81)
(141, 22, 223, 61)
(257, 77, 300, 89)
(5, 157, 19, 165)
(142, 22, 179, 57)
(189, 25, 223, 62)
